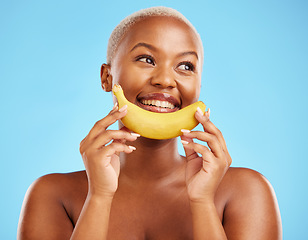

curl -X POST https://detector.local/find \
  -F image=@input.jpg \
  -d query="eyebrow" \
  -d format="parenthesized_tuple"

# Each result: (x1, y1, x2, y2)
(130, 42, 157, 52)
(176, 51, 199, 60)
(130, 42, 199, 60)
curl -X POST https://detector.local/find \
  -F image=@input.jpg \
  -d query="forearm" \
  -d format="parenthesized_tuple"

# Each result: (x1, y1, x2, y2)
(190, 201, 227, 240)
(70, 194, 113, 240)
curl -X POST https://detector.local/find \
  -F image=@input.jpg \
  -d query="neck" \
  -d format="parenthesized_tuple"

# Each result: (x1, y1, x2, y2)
(120, 137, 184, 182)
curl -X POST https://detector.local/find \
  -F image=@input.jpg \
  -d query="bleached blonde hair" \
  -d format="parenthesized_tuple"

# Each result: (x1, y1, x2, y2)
(106, 6, 204, 65)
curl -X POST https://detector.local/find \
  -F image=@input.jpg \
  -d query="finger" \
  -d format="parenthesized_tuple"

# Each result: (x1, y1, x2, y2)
(87, 142, 135, 169)
(181, 136, 203, 181)
(88, 105, 128, 140)
(93, 130, 140, 149)
(104, 102, 119, 117)
(185, 155, 203, 182)
(100, 142, 136, 161)
(111, 102, 118, 112)
(181, 141, 214, 164)
(186, 141, 230, 172)
(113, 126, 136, 145)
(181, 130, 223, 159)
(180, 135, 199, 161)
(195, 108, 228, 152)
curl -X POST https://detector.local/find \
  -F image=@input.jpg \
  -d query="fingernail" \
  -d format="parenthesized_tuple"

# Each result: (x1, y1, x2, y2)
(196, 107, 203, 116)
(181, 129, 191, 134)
(131, 133, 140, 137)
(207, 108, 211, 118)
(128, 146, 136, 151)
(112, 102, 118, 110)
(119, 105, 127, 112)
(181, 140, 189, 145)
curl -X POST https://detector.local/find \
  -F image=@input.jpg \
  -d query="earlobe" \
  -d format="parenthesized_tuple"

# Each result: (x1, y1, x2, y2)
(100, 64, 113, 92)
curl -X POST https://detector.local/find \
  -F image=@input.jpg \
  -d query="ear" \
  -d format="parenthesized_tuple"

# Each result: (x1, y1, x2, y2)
(100, 64, 113, 92)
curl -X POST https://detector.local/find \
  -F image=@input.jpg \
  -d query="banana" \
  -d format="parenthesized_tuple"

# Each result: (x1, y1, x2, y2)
(112, 84, 206, 139)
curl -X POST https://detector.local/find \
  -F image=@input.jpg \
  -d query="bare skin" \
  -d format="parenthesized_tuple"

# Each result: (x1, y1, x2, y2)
(18, 16, 282, 240)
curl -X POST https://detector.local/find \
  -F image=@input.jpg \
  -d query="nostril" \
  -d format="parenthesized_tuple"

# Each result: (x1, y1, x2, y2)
(150, 77, 176, 89)
(154, 83, 175, 89)
(150, 69, 176, 88)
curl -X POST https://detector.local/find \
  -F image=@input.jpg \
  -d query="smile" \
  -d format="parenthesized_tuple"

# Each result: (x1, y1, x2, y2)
(137, 92, 180, 113)
(140, 99, 175, 109)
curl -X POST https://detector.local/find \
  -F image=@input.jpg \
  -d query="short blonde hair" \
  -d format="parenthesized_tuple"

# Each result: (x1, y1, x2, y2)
(106, 6, 204, 65)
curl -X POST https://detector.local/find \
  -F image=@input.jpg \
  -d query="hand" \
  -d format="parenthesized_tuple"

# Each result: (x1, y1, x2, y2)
(79, 104, 140, 198)
(181, 108, 232, 203)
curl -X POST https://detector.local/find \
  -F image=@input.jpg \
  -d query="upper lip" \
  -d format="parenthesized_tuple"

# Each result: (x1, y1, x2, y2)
(136, 92, 181, 109)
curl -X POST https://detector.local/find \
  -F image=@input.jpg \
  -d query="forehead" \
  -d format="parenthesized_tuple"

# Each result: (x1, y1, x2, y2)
(116, 16, 202, 57)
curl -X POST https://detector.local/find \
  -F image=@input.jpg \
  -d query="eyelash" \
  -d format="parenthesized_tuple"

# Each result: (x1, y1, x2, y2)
(178, 61, 195, 72)
(135, 55, 195, 72)
(135, 55, 155, 65)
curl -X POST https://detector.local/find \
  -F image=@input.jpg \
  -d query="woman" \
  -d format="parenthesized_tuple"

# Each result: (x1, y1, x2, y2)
(18, 6, 282, 240)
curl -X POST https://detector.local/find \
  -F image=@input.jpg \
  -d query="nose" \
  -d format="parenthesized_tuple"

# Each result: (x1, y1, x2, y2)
(150, 67, 176, 89)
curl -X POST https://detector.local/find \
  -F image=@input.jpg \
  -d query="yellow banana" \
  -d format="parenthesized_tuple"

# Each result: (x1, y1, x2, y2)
(112, 84, 206, 140)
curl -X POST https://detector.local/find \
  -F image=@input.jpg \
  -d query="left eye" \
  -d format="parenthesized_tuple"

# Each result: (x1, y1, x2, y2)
(136, 56, 155, 65)
(178, 62, 195, 71)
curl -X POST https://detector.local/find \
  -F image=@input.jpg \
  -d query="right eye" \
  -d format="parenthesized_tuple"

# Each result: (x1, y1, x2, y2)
(136, 55, 155, 66)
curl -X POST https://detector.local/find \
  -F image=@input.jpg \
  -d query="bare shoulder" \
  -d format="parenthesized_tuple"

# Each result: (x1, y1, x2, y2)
(222, 167, 280, 213)
(18, 171, 87, 240)
(223, 167, 274, 192)
(29, 170, 87, 191)
(220, 167, 282, 240)
(24, 171, 88, 204)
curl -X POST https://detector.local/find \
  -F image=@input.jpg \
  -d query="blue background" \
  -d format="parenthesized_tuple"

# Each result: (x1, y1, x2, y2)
(1, 0, 307, 239)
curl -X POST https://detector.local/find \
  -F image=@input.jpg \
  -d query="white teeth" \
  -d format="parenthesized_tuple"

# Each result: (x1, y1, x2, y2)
(141, 99, 175, 109)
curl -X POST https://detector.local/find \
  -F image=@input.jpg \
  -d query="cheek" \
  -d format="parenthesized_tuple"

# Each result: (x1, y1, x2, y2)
(178, 79, 201, 106)
(111, 63, 150, 101)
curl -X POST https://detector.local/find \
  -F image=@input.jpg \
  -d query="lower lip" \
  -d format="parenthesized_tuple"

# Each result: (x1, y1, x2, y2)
(136, 101, 179, 113)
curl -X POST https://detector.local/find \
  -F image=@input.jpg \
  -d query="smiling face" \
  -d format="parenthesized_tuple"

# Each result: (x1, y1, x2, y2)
(102, 16, 203, 112)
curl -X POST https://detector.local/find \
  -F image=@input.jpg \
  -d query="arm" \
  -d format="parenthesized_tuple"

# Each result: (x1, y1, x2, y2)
(69, 194, 113, 240)
(181, 108, 230, 239)
(72, 104, 139, 240)
(181, 109, 282, 239)
(190, 200, 227, 239)
(189, 169, 282, 240)
(223, 168, 282, 240)
(17, 174, 117, 240)
(17, 174, 74, 240)
(18, 104, 139, 240)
